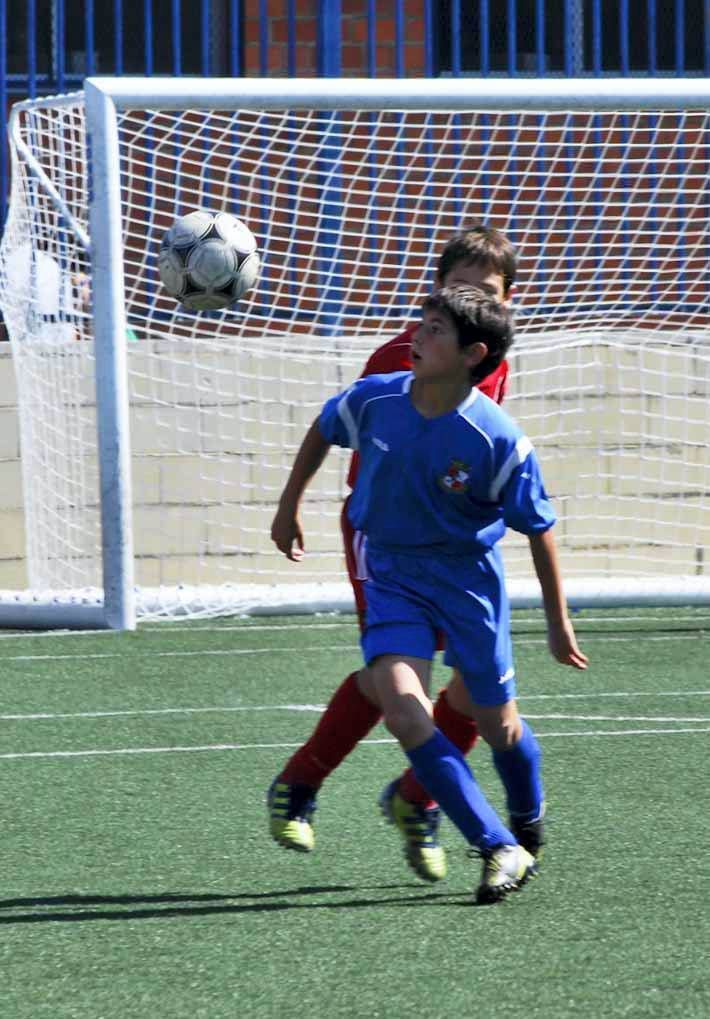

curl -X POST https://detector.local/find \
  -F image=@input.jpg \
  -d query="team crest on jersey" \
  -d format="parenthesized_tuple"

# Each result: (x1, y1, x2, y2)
(439, 459, 471, 493)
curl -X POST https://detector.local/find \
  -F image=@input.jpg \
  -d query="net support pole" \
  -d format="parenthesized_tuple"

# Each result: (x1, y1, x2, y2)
(85, 79, 136, 631)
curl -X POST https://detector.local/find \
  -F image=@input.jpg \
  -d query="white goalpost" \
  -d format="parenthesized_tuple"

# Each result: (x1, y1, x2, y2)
(0, 77, 708, 629)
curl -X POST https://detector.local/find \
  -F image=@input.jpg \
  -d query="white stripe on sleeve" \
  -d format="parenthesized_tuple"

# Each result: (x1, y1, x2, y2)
(336, 392, 359, 450)
(353, 530, 369, 581)
(489, 435, 533, 501)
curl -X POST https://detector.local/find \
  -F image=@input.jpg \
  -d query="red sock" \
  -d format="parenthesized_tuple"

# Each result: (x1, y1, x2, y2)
(399, 688, 479, 808)
(280, 672, 382, 788)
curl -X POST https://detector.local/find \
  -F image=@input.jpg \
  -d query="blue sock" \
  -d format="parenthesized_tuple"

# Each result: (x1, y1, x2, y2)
(406, 729, 514, 852)
(492, 721, 544, 822)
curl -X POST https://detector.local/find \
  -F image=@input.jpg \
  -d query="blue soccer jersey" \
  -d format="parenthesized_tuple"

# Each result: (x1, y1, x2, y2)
(319, 371, 556, 704)
(319, 371, 555, 557)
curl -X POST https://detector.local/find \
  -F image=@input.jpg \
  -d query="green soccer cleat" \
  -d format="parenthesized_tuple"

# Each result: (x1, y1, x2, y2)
(379, 780, 447, 883)
(267, 778, 317, 853)
(510, 802, 546, 861)
(475, 843, 538, 905)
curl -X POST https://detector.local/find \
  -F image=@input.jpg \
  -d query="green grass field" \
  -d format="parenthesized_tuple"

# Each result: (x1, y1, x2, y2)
(1, 608, 709, 1018)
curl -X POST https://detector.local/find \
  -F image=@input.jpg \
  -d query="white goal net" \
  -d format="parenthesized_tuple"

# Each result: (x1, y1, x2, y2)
(0, 78, 708, 626)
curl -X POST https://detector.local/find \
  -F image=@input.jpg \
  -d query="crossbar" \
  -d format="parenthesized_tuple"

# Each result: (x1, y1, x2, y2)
(85, 76, 710, 111)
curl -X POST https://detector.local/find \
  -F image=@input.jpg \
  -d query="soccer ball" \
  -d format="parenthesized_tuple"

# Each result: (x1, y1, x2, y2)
(157, 210, 260, 311)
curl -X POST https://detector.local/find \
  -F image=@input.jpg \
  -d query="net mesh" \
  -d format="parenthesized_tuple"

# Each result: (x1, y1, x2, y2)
(1, 95, 708, 618)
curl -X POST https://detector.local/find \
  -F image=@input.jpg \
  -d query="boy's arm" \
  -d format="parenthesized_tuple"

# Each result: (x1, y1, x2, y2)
(528, 529, 589, 671)
(271, 418, 331, 562)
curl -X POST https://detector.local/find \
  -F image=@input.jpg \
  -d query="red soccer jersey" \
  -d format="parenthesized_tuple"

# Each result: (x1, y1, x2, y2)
(346, 325, 510, 488)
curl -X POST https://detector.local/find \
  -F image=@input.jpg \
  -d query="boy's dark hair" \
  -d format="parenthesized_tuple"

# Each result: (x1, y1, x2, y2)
(423, 284, 514, 383)
(436, 223, 517, 295)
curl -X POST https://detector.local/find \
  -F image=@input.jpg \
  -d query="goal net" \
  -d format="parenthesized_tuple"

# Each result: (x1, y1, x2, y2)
(0, 78, 708, 627)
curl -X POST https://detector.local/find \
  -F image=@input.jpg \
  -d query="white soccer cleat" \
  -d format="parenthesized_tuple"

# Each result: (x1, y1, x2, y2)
(475, 843, 538, 904)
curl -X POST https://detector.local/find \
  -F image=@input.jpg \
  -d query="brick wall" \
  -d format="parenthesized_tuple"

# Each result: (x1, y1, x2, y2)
(243, 1, 427, 76)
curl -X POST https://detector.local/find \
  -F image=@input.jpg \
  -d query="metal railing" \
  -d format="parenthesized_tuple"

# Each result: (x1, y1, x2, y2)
(1, 0, 708, 226)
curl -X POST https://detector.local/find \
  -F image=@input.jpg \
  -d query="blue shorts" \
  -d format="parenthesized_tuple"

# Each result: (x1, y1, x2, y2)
(361, 544, 515, 707)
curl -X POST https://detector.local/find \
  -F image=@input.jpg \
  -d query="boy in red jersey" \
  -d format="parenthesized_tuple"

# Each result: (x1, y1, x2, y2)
(269, 225, 517, 882)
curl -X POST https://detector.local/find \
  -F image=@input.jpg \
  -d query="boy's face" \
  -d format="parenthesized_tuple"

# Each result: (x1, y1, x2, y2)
(411, 306, 485, 382)
(440, 261, 509, 302)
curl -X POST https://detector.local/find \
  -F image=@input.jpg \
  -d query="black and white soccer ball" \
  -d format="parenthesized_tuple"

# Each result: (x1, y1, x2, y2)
(158, 210, 260, 311)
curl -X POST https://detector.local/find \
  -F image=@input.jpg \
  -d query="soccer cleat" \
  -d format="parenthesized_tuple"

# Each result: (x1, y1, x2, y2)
(267, 778, 317, 852)
(475, 843, 538, 905)
(379, 780, 447, 883)
(510, 802, 546, 860)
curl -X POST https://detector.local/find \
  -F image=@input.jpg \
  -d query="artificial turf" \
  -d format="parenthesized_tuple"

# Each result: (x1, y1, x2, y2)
(1, 609, 709, 1018)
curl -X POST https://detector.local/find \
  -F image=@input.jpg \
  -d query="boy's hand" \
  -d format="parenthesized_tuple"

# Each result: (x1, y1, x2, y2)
(547, 618, 588, 670)
(270, 503, 305, 562)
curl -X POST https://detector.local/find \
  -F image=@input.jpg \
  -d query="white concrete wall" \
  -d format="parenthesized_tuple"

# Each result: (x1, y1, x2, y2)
(2, 337, 708, 594)
(0, 349, 25, 587)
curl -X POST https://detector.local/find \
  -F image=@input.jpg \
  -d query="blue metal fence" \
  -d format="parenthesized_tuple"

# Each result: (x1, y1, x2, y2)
(1, 0, 709, 227)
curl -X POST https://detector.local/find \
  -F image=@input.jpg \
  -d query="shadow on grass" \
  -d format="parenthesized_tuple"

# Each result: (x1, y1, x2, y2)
(0, 884, 466, 924)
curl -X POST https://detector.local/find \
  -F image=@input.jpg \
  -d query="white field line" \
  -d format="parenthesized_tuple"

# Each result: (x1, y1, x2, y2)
(524, 714, 710, 722)
(3, 627, 709, 663)
(518, 633, 707, 644)
(0, 622, 359, 641)
(1, 612, 706, 641)
(523, 690, 710, 699)
(2, 704, 710, 723)
(139, 615, 710, 633)
(538, 727, 710, 738)
(4, 689, 706, 716)
(2, 727, 710, 761)
(0, 704, 328, 721)
(1, 645, 358, 662)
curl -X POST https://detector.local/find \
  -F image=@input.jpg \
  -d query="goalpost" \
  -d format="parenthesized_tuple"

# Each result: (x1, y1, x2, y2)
(0, 77, 708, 629)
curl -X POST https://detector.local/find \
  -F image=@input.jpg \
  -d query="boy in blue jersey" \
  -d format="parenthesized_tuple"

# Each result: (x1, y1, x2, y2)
(269, 229, 514, 884)
(272, 286, 587, 903)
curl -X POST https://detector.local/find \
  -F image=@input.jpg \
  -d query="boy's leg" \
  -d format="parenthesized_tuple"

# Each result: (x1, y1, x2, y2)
(404, 729, 538, 903)
(268, 667, 381, 851)
(371, 654, 513, 851)
(356, 665, 450, 882)
(268, 507, 381, 851)
(275, 507, 381, 788)
(279, 669, 381, 788)
(361, 554, 513, 864)
(474, 701, 545, 857)
(370, 653, 536, 903)
(397, 673, 478, 807)
(393, 683, 545, 856)
(269, 670, 381, 851)
(437, 549, 545, 858)
(494, 721, 546, 857)
(362, 544, 537, 903)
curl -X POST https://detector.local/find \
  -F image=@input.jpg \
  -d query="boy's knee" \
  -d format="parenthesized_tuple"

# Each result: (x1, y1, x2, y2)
(473, 702, 523, 750)
(445, 669, 476, 716)
(355, 666, 380, 707)
(383, 698, 434, 749)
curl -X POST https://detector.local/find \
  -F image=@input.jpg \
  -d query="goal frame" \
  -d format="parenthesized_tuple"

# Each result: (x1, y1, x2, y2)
(1, 76, 709, 629)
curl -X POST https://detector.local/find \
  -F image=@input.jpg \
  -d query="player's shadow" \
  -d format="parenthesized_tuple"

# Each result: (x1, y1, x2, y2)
(0, 884, 460, 924)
